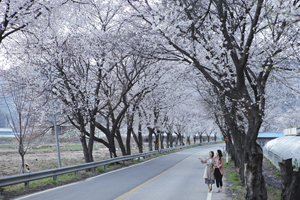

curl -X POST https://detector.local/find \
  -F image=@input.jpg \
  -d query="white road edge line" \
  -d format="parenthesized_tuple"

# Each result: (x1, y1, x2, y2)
(14, 157, 161, 200)
(206, 191, 212, 200)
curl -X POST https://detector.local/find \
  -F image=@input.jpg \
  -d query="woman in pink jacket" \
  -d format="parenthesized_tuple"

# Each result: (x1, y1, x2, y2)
(213, 149, 225, 193)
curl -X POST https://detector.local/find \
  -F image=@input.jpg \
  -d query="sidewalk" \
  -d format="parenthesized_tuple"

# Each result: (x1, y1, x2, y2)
(210, 174, 234, 200)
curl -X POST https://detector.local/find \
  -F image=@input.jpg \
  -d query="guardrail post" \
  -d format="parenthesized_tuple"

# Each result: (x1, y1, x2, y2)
(25, 181, 29, 189)
(92, 168, 95, 172)
(104, 165, 106, 170)
(131, 158, 134, 163)
(75, 171, 78, 176)
(53, 175, 57, 181)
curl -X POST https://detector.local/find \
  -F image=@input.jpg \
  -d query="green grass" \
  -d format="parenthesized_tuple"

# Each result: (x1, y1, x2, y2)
(266, 185, 281, 200)
(0, 137, 15, 142)
(1, 172, 84, 197)
(264, 156, 274, 168)
(31, 147, 57, 150)
(274, 171, 281, 178)
(20, 173, 78, 188)
(0, 144, 16, 149)
(62, 143, 83, 150)
(223, 154, 246, 200)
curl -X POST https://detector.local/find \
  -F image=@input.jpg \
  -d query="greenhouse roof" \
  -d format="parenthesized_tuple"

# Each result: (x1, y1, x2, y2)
(257, 132, 285, 138)
(264, 136, 300, 160)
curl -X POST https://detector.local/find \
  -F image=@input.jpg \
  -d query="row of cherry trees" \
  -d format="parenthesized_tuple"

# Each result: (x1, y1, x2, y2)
(1, 0, 300, 199)
(0, 0, 214, 166)
(125, 0, 300, 199)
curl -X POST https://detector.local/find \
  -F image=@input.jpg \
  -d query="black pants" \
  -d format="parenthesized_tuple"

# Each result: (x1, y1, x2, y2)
(214, 168, 223, 188)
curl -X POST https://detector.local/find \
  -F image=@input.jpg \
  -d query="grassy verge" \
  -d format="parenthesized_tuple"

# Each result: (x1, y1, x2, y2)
(224, 154, 282, 200)
(223, 155, 246, 200)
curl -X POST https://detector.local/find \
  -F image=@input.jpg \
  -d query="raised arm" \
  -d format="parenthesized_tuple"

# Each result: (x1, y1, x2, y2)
(198, 157, 208, 164)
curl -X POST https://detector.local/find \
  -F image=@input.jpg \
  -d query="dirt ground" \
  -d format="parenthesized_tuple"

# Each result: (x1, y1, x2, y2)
(0, 148, 114, 177)
(0, 134, 141, 177)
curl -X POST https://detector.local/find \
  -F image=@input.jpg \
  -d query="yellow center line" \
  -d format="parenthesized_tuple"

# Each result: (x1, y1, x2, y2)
(114, 147, 214, 200)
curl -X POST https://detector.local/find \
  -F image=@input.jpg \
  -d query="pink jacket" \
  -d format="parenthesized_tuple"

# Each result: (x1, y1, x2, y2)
(213, 156, 225, 175)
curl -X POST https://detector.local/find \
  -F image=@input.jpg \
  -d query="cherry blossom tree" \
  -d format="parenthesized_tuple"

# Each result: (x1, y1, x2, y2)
(0, 67, 40, 173)
(127, 0, 300, 198)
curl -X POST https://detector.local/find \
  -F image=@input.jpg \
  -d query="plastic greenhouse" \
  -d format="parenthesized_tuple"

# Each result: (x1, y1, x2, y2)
(263, 136, 300, 170)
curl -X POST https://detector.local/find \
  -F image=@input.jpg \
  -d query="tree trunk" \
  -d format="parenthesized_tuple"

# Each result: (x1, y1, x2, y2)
(126, 113, 135, 155)
(19, 140, 25, 173)
(166, 133, 170, 148)
(154, 134, 159, 150)
(138, 126, 143, 153)
(126, 125, 132, 155)
(170, 134, 173, 147)
(178, 134, 182, 146)
(115, 128, 127, 156)
(160, 132, 164, 149)
(80, 135, 92, 163)
(231, 130, 245, 184)
(279, 158, 300, 200)
(20, 154, 25, 173)
(187, 136, 190, 145)
(132, 126, 143, 153)
(137, 112, 143, 153)
(147, 127, 154, 151)
(107, 132, 117, 158)
(87, 121, 95, 162)
(228, 139, 236, 165)
(244, 141, 267, 200)
(224, 100, 246, 184)
(126, 129, 131, 155)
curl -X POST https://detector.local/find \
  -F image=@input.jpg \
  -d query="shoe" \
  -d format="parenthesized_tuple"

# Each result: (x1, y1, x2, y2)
(216, 190, 220, 193)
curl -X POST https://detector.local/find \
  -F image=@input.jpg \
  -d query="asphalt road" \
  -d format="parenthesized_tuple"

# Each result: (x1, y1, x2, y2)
(15, 143, 228, 200)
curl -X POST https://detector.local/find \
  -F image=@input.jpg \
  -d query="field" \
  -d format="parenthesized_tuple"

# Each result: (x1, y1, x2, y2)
(0, 134, 143, 177)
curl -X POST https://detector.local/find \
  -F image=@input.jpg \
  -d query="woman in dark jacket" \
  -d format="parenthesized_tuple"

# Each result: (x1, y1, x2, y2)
(213, 149, 225, 193)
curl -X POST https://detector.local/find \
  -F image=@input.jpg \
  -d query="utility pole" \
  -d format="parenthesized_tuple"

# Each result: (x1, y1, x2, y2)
(49, 69, 61, 168)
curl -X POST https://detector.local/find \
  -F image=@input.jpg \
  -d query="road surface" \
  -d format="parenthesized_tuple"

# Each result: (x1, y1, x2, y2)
(15, 143, 230, 200)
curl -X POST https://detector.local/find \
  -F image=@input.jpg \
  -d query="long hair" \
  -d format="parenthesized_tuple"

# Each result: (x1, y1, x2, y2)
(210, 151, 214, 158)
(217, 149, 222, 159)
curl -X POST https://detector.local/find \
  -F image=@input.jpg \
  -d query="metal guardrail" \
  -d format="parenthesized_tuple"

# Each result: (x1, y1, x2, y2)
(0, 141, 221, 188)
(0, 151, 158, 188)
